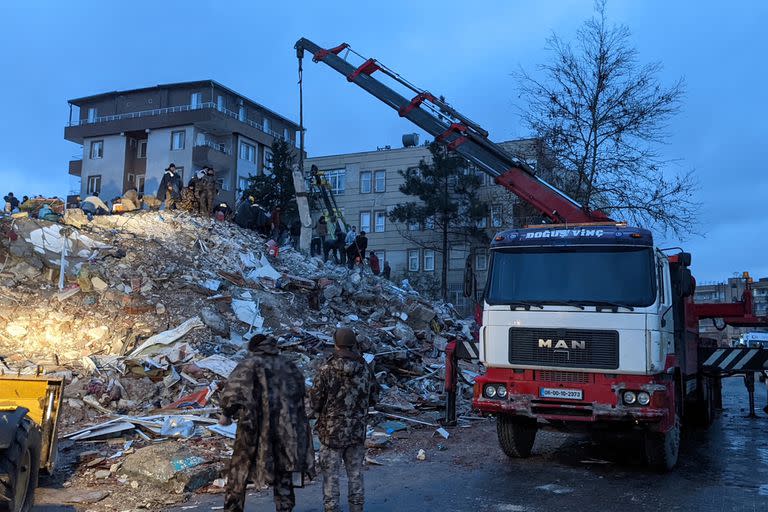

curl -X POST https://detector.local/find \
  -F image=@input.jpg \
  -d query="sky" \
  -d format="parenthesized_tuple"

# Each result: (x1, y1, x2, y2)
(1, 0, 766, 283)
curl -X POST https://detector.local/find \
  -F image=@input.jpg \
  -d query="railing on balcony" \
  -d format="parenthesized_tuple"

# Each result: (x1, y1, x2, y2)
(194, 141, 232, 155)
(69, 102, 295, 144)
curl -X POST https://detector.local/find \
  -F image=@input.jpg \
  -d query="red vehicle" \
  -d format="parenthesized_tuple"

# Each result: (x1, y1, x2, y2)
(295, 38, 768, 470)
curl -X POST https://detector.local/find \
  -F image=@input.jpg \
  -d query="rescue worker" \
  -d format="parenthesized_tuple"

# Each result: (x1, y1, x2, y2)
(382, 260, 392, 280)
(368, 251, 380, 275)
(219, 333, 315, 512)
(157, 163, 182, 209)
(3, 192, 19, 213)
(180, 170, 205, 212)
(197, 167, 218, 216)
(310, 328, 380, 512)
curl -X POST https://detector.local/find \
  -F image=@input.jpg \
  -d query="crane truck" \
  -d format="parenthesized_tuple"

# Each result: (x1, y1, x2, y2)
(294, 38, 768, 470)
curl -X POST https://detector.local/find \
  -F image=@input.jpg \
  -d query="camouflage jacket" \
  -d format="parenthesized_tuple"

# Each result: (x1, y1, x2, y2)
(309, 349, 380, 448)
(220, 345, 315, 484)
(196, 174, 218, 196)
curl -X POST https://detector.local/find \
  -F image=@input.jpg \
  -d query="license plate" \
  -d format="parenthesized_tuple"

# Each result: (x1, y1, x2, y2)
(540, 388, 583, 400)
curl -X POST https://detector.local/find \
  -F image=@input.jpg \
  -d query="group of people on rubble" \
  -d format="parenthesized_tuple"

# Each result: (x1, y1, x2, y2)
(220, 326, 379, 512)
(308, 216, 391, 278)
(158, 162, 222, 217)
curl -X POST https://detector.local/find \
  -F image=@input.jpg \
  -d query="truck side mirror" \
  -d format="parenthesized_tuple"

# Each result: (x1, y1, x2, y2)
(678, 252, 692, 267)
(463, 255, 474, 298)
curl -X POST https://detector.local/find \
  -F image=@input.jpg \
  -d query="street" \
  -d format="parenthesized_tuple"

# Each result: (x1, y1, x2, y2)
(156, 377, 768, 512)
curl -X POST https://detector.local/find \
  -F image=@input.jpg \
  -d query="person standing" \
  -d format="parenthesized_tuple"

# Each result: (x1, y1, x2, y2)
(332, 228, 346, 265)
(3, 192, 19, 213)
(345, 225, 357, 246)
(382, 260, 392, 280)
(317, 216, 328, 257)
(348, 231, 368, 269)
(368, 251, 380, 276)
(157, 163, 182, 209)
(197, 167, 218, 216)
(219, 334, 315, 512)
(310, 328, 379, 512)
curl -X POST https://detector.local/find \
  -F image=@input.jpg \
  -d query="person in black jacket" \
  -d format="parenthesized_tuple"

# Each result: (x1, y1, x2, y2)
(347, 231, 368, 269)
(3, 192, 20, 213)
(157, 163, 182, 209)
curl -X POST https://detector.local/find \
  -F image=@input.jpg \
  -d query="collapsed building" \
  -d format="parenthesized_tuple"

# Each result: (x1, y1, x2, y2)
(0, 209, 478, 509)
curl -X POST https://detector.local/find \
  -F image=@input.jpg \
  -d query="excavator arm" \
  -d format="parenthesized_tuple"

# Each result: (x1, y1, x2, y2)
(295, 38, 611, 224)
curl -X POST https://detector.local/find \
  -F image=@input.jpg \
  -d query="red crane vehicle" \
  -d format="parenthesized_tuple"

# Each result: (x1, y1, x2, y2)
(295, 38, 768, 470)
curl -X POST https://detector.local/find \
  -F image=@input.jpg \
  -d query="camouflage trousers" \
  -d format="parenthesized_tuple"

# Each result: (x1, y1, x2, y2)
(319, 443, 366, 512)
(198, 191, 214, 216)
(224, 456, 295, 512)
(164, 190, 176, 209)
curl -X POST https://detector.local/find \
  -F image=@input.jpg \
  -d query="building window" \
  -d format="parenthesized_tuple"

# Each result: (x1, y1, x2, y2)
(263, 117, 271, 134)
(238, 105, 246, 122)
(491, 204, 503, 228)
(191, 92, 202, 108)
(423, 249, 435, 271)
(360, 171, 372, 194)
(174, 167, 184, 181)
(89, 140, 103, 159)
(425, 217, 435, 230)
(475, 249, 488, 271)
(448, 283, 470, 313)
(171, 130, 185, 150)
(283, 128, 290, 141)
(408, 249, 420, 271)
(408, 222, 420, 231)
(87, 107, 97, 123)
(263, 148, 274, 173)
(374, 211, 386, 233)
(137, 140, 147, 159)
(360, 211, 371, 233)
(324, 169, 346, 194)
(127, 173, 146, 194)
(238, 176, 250, 192)
(217, 95, 225, 112)
(240, 142, 256, 163)
(449, 245, 467, 270)
(86, 175, 101, 195)
(374, 170, 386, 193)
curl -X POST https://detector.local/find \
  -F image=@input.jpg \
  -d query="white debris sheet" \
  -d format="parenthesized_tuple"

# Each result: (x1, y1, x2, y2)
(128, 317, 205, 357)
(195, 354, 238, 378)
(23, 225, 110, 256)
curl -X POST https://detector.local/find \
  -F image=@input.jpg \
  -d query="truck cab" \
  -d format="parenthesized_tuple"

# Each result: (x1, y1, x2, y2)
(472, 223, 690, 469)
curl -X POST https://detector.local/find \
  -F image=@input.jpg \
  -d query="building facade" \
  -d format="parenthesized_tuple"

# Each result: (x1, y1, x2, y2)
(305, 138, 549, 314)
(694, 276, 768, 344)
(65, 80, 299, 206)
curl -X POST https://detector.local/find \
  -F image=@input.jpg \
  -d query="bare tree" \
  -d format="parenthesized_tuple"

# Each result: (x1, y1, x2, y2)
(516, 1, 699, 236)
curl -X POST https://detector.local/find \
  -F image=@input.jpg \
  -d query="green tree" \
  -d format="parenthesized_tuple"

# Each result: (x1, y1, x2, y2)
(244, 139, 298, 219)
(389, 142, 488, 301)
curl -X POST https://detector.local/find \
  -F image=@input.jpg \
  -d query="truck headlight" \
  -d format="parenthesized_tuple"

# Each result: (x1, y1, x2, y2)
(637, 391, 651, 406)
(497, 385, 507, 398)
(484, 385, 497, 398)
(623, 391, 637, 405)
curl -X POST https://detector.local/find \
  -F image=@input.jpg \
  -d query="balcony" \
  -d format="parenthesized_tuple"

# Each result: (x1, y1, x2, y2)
(193, 142, 233, 170)
(69, 158, 82, 176)
(66, 102, 296, 146)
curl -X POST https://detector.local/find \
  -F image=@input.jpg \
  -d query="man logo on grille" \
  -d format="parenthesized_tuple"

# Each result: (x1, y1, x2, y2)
(538, 339, 586, 350)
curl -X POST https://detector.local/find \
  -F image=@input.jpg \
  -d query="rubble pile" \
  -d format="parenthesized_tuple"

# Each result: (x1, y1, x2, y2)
(0, 210, 478, 509)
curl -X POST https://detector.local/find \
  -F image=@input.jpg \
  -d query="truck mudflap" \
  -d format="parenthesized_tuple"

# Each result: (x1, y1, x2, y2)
(473, 368, 675, 431)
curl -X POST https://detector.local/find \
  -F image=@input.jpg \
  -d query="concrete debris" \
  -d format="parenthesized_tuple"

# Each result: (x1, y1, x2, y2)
(416, 449, 427, 461)
(0, 210, 479, 508)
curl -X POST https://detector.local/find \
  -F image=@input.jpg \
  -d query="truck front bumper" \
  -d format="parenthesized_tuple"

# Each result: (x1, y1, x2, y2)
(473, 368, 673, 426)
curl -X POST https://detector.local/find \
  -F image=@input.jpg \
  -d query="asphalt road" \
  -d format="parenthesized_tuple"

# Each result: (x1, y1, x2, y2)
(163, 376, 768, 512)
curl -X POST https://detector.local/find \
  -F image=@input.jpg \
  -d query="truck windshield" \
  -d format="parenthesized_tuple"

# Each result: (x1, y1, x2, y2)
(486, 246, 656, 307)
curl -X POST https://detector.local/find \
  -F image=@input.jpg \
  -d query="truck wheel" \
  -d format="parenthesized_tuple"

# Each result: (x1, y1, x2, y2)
(0, 418, 41, 512)
(644, 416, 680, 471)
(497, 415, 537, 458)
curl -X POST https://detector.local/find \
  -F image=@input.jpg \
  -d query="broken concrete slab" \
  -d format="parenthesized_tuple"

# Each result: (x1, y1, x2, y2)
(121, 442, 217, 493)
(201, 307, 230, 336)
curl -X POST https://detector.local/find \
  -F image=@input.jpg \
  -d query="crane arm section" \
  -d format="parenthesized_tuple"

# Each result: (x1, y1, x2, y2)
(295, 38, 611, 224)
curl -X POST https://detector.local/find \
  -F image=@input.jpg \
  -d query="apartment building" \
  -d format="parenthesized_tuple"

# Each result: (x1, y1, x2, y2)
(65, 80, 299, 205)
(694, 276, 768, 344)
(305, 138, 549, 314)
